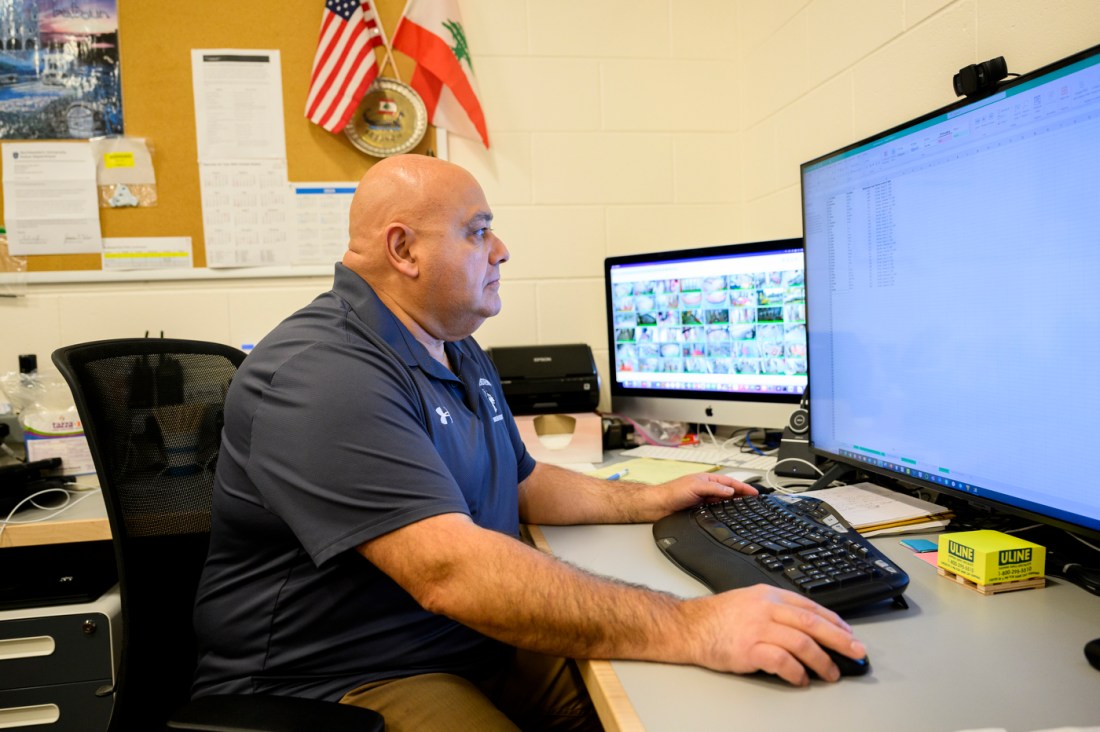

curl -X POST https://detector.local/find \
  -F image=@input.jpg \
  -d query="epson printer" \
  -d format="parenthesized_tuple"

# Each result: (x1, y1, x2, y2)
(488, 344, 599, 415)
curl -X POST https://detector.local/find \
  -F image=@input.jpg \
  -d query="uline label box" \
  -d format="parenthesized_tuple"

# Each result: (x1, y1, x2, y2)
(937, 530, 1045, 586)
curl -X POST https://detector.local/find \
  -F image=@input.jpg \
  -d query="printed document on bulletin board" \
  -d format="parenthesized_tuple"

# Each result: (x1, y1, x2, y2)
(2, 142, 101, 255)
(191, 49, 287, 163)
(192, 49, 291, 268)
(102, 237, 193, 271)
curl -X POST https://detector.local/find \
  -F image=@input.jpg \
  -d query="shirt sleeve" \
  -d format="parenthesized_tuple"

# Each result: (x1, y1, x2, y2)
(245, 343, 470, 567)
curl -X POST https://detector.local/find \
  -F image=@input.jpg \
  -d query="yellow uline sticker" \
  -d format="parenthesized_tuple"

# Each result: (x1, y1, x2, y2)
(104, 151, 135, 168)
(103, 251, 188, 259)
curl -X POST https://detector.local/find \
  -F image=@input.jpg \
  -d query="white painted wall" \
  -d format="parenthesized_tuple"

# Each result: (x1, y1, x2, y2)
(3, 0, 1098, 413)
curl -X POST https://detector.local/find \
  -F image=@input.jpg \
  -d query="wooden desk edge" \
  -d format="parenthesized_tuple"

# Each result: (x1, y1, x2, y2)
(0, 517, 112, 547)
(525, 524, 647, 732)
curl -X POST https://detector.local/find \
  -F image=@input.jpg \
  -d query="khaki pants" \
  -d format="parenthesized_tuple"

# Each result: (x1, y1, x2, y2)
(339, 650, 602, 731)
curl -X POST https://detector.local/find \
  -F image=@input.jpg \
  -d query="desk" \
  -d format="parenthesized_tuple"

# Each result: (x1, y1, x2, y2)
(0, 481, 110, 548)
(0, 482, 118, 731)
(532, 523, 1100, 732)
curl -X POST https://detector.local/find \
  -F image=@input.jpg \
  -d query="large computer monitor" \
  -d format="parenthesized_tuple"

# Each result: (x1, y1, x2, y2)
(604, 238, 807, 430)
(801, 44, 1100, 540)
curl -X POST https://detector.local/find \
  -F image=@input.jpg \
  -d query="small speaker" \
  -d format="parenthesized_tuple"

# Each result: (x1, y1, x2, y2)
(776, 390, 816, 478)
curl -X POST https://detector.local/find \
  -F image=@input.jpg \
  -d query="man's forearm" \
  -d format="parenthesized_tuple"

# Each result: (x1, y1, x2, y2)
(361, 511, 866, 685)
(362, 512, 699, 664)
(455, 529, 693, 660)
(518, 462, 659, 525)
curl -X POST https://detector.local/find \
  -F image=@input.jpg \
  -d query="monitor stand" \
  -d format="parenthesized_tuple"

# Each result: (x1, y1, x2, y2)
(807, 461, 852, 491)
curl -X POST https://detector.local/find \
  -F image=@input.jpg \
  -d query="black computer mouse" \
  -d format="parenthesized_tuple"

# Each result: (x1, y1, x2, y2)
(739, 475, 775, 494)
(816, 646, 871, 678)
(1086, 638, 1100, 671)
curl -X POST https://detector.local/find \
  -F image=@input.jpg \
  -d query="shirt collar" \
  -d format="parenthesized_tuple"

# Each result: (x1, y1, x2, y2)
(331, 263, 459, 382)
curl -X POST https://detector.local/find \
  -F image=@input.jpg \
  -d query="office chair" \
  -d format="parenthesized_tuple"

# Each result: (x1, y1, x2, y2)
(53, 338, 384, 732)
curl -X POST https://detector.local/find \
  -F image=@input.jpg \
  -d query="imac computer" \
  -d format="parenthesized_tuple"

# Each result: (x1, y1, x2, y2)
(801, 43, 1100, 540)
(604, 238, 807, 430)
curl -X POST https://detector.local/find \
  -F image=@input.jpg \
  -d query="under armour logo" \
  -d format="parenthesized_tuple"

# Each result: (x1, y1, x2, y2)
(435, 406, 452, 425)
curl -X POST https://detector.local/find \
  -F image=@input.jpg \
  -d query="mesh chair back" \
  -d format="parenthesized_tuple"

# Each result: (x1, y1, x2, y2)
(53, 338, 245, 731)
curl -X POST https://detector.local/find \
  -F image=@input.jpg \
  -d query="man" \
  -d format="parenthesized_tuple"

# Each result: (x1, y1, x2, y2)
(193, 155, 865, 730)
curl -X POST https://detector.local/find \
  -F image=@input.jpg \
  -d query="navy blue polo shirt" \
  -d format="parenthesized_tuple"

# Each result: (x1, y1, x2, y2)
(192, 264, 536, 701)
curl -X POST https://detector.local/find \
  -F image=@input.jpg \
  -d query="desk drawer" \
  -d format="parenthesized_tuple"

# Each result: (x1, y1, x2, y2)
(0, 610, 114, 688)
(0, 680, 113, 731)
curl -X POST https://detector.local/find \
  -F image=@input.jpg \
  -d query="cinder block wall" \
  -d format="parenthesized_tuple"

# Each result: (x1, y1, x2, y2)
(4, 0, 1097, 414)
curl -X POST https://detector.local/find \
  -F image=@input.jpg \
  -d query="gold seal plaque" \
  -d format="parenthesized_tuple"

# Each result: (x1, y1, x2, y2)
(344, 78, 429, 157)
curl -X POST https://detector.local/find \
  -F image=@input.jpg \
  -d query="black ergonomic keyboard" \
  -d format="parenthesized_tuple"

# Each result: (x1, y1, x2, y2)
(653, 494, 909, 613)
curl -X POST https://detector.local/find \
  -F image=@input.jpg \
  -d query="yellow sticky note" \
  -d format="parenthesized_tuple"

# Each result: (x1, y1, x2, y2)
(104, 151, 135, 168)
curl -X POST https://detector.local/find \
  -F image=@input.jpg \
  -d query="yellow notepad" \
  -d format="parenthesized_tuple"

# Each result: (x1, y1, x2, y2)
(589, 458, 720, 485)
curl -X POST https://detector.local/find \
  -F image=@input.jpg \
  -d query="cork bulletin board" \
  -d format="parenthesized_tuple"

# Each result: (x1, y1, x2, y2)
(2, 0, 430, 275)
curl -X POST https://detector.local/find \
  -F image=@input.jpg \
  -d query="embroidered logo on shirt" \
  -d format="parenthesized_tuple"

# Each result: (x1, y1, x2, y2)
(478, 377, 505, 422)
(435, 406, 452, 425)
(481, 389, 498, 412)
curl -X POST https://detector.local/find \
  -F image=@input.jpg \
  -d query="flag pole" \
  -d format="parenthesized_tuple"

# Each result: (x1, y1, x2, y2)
(375, 0, 405, 82)
(377, 47, 400, 82)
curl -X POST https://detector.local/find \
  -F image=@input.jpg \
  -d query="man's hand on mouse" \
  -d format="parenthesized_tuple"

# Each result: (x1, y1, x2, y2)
(680, 584, 867, 686)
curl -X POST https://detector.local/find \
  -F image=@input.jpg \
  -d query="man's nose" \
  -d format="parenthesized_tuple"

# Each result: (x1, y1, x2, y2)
(491, 232, 509, 264)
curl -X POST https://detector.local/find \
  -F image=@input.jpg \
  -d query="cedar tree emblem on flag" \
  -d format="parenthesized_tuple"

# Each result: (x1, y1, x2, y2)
(393, 0, 489, 148)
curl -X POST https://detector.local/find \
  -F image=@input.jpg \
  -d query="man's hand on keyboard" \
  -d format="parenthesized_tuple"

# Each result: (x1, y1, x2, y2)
(683, 584, 866, 686)
(642, 472, 759, 522)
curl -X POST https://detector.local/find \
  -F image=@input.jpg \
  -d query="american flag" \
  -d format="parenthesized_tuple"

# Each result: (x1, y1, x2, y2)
(305, 0, 385, 133)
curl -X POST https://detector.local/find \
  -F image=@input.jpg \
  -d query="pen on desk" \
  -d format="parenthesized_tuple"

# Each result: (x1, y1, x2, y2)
(606, 468, 629, 481)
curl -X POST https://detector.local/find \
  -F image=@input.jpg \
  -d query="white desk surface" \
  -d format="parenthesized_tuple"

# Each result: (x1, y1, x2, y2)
(537, 522, 1100, 732)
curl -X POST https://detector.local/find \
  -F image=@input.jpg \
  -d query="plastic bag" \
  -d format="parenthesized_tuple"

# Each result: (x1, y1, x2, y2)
(628, 418, 688, 446)
(0, 369, 95, 475)
(90, 135, 158, 208)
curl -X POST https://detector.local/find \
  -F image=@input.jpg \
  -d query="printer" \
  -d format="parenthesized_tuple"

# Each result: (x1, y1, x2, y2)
(488, 344, 600, 415)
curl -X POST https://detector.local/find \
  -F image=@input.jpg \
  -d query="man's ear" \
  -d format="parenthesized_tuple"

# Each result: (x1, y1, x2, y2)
(383, 223, 418, 278)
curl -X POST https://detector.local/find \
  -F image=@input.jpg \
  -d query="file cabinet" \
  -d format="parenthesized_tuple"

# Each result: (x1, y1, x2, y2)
(0, 586, 119, 731)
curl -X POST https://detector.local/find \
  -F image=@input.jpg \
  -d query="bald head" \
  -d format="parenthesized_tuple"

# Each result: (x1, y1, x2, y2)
(341, 154, 510, 346)
(344, 155, 478, 281)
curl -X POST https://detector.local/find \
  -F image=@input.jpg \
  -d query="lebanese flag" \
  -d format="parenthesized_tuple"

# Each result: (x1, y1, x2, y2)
(392, 0, 489, 148)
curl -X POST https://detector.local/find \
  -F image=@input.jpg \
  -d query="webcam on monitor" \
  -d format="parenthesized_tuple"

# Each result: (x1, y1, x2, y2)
(953, 55, 1008, 97)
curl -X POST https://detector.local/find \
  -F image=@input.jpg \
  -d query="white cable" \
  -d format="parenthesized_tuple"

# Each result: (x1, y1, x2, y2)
(766, 457, 826, 494)
(1067, 530, 1100, 553)
(1003, 523, 1042, 535)
(773, 457, 825, 477)
(721, 432, 748, 451)
(0, 486, 103, 544)
(721, 429, 778, 458)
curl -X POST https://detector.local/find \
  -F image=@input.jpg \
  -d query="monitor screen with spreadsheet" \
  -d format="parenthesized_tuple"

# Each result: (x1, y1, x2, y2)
(604, 239, 806, 430)
(801, 44, 1100, 539)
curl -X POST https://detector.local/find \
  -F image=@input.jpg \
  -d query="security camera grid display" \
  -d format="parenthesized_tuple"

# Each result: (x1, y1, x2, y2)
(612, 261, 806, 393)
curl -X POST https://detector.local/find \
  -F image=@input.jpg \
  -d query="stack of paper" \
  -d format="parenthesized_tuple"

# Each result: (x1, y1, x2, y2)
(808, 482, 953, 536)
